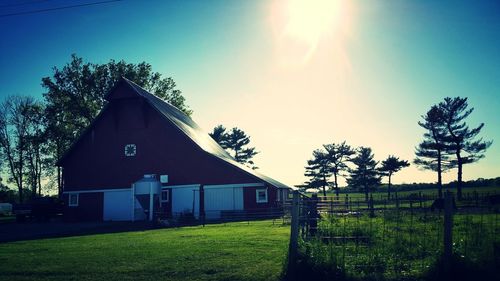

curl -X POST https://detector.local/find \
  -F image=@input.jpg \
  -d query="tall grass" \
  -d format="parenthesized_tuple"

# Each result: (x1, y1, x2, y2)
(288, 209, 499, 281)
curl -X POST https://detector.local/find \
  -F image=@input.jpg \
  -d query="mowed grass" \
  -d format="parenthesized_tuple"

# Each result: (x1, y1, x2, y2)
(0, 220, 290, 281)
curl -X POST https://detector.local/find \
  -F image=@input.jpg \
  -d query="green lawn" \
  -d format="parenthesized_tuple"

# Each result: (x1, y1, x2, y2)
(0, 221, 290, 281)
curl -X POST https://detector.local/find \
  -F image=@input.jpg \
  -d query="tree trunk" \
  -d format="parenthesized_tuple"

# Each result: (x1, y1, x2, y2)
(437, 149, 443, 198)
(57, 166, 62, 199)
(387, 174, 392, 199)
(334, 173, 339, 198)
(456, 151, 463, 200)
(19, 141, 23, 203)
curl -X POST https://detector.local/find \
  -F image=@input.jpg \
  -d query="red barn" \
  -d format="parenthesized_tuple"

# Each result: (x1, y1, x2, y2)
(58, 77, 290, 222)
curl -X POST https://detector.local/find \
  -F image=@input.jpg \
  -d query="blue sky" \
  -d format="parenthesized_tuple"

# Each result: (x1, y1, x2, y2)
(0, 0, 499, 186)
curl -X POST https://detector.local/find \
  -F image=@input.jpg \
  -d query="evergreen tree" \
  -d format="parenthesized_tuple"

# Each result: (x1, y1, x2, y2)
(323, 141, 355, 197)
(211, 126, 258, 169)
(304, 149, 332, 196)
(379, 155, 410, 199)
(414, 105, 453, 198)
(439, 97, 492, 199)
(347, 147, 380, 202)
(209, 125, 229, 149)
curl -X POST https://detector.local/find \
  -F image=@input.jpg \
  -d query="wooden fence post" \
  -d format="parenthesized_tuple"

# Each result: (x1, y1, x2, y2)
(444, 190, 454, 272)
(288, 191, 300, 268)
(310, 193, 319, 237)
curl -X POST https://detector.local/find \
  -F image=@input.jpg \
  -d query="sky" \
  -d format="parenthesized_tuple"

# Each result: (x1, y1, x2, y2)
(0, 0, 499, 187)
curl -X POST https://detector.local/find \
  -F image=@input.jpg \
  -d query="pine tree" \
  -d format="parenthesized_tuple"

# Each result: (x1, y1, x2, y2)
(209, 125, 229, 149)
(347, 147, 380, 202)
(439, 97, 492, 199)
(414, 105, 453, 198)
(379, 155, 410, 199)
(323, 141, 355, 197)
(304, 149, 332, 196)
(210, 126, 258, 169)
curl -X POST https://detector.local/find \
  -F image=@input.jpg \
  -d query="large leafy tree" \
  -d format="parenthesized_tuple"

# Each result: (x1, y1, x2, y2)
(210, 126, 258, 169)
(23, 103, 50, 198)
(323, 141, 355, 197)
(304, 149, 332, 196)
(0, 96, 43, 202)
(414, 105, 453, 198)
(379, 155, 410, 199)
(438, 97, 492, 199)
(347, 147, 381, 202)
(42, 54, 191, 196)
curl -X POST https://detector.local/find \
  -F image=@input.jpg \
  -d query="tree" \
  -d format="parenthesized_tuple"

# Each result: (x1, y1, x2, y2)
(42, 54, 191, 196)
(379, 155, 410, 199)
(304, 149, 332, 196)
(414, 105, 453, 198)
(23, 102, 50, 198)
(0, 96, 41, 203)
(209, 125, 229, 149)
(323, 141, 355, 197)
(210, 126, 258, 169)
(347, 147, 381, 202)
(438, 97, 492, 199)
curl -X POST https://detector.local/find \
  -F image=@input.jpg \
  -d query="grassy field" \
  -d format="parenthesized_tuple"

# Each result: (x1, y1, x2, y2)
(324, 186, 500, 201)
(0, 221, 290, 281)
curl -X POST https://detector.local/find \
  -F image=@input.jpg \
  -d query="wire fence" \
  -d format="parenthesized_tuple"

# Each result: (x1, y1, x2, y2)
(286, 191, 500, 280)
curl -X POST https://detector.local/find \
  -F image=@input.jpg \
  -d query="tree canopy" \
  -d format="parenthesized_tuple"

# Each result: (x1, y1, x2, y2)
(438, 97, 492, 199)
(414, 105, 453, 198)
(209, 125, 258, 169)
(41, 54, 191, 195)
(322, 141, 355, 197)
(379, 155, 410, 198)
(304, 149, 332, 196)
(347, 147, 380, 201)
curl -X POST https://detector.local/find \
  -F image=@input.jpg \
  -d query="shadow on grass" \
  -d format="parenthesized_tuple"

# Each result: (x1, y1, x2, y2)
(0, 221, 154, 243)
(282, 243, 500, 281)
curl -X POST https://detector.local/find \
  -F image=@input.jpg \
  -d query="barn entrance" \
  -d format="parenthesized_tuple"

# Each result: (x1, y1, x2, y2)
(204, 185, 244, 220)
(170, 185, 200, 219)
(103, 190, 133, 221)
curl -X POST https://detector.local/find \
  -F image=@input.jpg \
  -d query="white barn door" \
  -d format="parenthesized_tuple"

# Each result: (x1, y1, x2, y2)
(204, 186, 244, 219)
(103, 190, 133, 221)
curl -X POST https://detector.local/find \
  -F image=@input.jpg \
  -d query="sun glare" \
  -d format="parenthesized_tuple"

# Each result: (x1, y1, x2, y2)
(271, 0, 348, 64)
(286, 0, 341, 47)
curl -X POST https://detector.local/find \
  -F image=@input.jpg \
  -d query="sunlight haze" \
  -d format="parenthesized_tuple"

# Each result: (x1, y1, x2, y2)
(1, 0, 498, 188)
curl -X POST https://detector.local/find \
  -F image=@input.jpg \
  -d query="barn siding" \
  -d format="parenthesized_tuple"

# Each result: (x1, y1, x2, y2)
(62, 97, 260, 191)
(243, 186, 278, 211)
(64, 192, 103, 221)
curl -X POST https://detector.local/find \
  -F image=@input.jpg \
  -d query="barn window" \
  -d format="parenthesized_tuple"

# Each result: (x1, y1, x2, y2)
(161, 190, 169, 202)
(69, 193, 79, 207)
(256, 189, 268, 203)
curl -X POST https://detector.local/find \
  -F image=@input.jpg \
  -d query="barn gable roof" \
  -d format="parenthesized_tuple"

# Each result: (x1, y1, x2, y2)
(58, 77, 290, 189)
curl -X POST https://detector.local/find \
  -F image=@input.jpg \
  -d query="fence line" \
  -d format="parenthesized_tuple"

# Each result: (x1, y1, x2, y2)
(286, 190, 500, 279)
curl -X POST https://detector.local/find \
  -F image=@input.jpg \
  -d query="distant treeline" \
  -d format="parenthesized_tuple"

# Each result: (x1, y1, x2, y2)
(342, 177, 500, 193)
